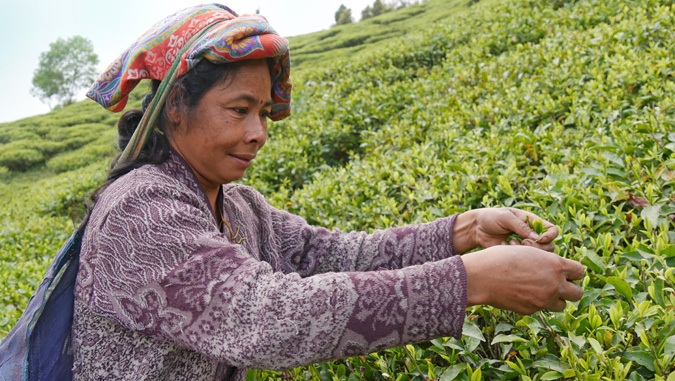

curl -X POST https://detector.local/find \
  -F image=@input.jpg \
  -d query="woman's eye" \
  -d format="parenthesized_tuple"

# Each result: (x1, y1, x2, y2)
(233, 108, 247, 115)
(260, 110, 271, 119)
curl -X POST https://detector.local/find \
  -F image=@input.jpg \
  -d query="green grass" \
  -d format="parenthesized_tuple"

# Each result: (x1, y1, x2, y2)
(2, 0, 675, 379)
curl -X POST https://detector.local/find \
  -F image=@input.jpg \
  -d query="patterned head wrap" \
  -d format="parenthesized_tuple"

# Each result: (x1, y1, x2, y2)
(88, 4, 291, 119)
(87, 3, 291, 164)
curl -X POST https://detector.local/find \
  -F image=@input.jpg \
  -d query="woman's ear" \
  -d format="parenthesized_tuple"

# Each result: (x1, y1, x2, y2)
(165, 85, 184, 126)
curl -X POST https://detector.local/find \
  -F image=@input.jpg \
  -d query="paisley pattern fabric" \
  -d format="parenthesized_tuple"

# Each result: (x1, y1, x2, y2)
(72, 150, 467, 380)
(86, 4, 292, 121)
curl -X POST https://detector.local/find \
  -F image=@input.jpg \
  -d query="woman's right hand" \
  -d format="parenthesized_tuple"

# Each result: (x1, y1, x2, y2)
(460, 246, 584, 315)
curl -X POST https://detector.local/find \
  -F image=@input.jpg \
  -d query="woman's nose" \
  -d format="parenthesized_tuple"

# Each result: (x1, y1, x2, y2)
(246, 116, 268, 146)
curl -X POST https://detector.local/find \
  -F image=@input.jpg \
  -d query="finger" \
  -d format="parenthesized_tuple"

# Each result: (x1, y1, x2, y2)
(546, 298, 568, 312)
(501, 210, 539, 241)
(510, 209, 559, 243)
(521, 238, 555, 252)
(558, 281, 584, 302)
(537, 224, 559, 244)
(561, 258, 585, 281)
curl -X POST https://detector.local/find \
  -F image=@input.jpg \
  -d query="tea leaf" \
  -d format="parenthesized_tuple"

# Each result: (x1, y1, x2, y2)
(462, 321, 486, 342)
(641, 205, 662, 229)
(606, 277, 633, 300)
(541, 371, 563, 380)
(624, 349, 656, 373)
(491, 334, 527, 345)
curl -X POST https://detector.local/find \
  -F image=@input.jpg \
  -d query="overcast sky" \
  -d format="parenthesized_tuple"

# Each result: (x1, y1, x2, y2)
(0, 0, 374, 123)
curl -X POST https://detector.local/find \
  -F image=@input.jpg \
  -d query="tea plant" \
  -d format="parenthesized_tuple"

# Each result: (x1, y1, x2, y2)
(1, 0, 674, 379)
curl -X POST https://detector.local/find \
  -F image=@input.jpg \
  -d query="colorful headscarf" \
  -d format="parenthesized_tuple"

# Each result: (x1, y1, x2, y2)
(87, 4, 291, 121)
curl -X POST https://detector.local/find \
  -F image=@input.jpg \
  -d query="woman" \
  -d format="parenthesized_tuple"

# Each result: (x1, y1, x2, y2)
(77, 4, 584, 380)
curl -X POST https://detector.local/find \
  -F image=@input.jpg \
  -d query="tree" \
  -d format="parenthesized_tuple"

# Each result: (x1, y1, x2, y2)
(334, 4, 353, 25)
(361, 0, 393, 21)
(335, 4, 347, 23)
(361, 5, 373, 20)
(31, 36, 99, 109)
(371, 0, 389, 17)
(337, 8, 354, 25)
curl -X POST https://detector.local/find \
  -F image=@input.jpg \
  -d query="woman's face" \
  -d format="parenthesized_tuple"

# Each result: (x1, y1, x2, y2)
(168, 59, 272, 191)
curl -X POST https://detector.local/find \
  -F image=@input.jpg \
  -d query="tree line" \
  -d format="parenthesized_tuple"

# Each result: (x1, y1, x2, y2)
(335, 0, 424, 25)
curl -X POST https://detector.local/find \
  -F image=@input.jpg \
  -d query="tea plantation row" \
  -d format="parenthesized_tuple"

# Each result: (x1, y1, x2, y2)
(248, 0, 675, 379)
(1, 0, 674, 379)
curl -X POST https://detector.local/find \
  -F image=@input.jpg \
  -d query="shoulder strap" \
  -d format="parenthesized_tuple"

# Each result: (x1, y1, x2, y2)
(0, 230, 83, 381)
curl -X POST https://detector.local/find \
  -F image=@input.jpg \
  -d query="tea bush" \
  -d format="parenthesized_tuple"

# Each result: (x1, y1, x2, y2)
(1, 0, 675, 379)
(0, 148, 44, 172)
(45, 131, 116, 173)
(286, 0, 470, 69)
(251, 0, 675, 379)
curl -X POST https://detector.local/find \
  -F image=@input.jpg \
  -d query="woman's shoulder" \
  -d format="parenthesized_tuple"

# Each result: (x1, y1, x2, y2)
(97, 162, 208, 217)
(107, 165, 179, 198)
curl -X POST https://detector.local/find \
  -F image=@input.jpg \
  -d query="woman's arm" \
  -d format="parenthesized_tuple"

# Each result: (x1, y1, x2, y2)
(81, 183, 468, 370)
(227, 186, 562, 277)
(224, 185, 459, 275)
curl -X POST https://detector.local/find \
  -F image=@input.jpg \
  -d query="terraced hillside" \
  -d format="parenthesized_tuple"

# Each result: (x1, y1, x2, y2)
(2, 0, 675, 379)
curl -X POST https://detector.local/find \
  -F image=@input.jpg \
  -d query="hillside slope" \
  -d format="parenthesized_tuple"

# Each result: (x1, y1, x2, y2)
(2, 0, 675, 379)
(287, 0, 472, 70)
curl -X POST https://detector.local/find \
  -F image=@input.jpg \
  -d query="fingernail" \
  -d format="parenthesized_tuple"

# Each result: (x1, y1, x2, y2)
(529, 232, 540, 241)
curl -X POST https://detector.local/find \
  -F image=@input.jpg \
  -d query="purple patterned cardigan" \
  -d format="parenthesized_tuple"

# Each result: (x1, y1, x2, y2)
(72, 150, 467, 380)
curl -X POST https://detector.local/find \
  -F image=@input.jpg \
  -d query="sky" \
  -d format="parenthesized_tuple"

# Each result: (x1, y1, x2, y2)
(0, 0, 374, 123)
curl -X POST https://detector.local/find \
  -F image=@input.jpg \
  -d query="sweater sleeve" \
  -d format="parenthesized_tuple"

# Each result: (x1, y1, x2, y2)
(82, 183, 467, 370)
(224, 185, 460, 276)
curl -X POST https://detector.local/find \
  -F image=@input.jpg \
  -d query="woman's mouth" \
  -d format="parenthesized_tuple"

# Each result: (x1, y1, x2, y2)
(229, 154, 255, 168)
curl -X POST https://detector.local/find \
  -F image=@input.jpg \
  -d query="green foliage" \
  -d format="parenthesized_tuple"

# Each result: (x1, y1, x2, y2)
(0, 148, 43, 172)
(45, 134, 115, 174)
(526, 217, 547, 235)
(2, 0, 675, 379)
(249, 0, 675, 378)
(31, 35, 99, 109)
(288, 0, 470, 69)
(362, 0, 391, 20)
(335, 4, 354, 25)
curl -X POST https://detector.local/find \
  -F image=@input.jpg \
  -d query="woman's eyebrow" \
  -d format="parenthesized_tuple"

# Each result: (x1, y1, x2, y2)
(236, 94, 273, 107)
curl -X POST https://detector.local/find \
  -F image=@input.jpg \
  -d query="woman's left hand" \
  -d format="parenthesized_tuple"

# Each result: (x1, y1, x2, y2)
(453, 208, 559, 254)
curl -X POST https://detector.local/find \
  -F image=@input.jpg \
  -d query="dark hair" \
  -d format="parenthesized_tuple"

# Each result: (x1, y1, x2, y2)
(78, 58, 274, 230)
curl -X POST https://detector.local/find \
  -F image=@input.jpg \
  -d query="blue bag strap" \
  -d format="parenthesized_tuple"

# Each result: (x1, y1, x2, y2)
(0, 230, 83, 381)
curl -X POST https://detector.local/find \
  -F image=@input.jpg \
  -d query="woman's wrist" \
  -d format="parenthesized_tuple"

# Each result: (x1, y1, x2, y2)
(460, 251, 490, 306)
(452, 210, 478, 254)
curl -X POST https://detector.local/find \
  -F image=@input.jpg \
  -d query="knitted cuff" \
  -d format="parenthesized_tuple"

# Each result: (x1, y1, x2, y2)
(448, 213, 460, 256)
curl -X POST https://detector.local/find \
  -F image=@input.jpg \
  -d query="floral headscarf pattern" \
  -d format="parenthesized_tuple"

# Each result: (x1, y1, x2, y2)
(87, 4, 291, 121)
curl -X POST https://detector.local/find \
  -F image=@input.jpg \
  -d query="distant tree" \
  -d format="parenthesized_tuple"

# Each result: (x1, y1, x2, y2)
(335, 4, 348, 23)
(361, 0, 393, 20)
(31, 36, 99, 109)
(371, 0, 388, 17)
(335, 5, 354, 25)
(361, 5, 373, 20)
(394, 0, 413, 9)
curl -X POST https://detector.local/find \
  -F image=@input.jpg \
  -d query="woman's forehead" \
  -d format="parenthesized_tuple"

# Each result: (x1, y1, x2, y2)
(208, 63, 273, 104)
